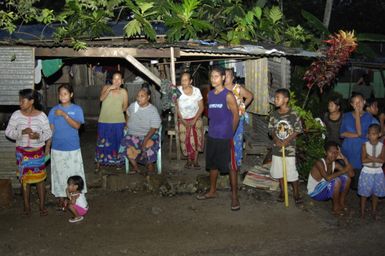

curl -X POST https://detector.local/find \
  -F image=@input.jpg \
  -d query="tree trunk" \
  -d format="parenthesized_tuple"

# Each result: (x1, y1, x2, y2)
(323, 0, 333, 28)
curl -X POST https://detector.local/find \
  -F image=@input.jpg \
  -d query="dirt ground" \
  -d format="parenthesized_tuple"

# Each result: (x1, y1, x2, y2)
(0, 124, 384, 256)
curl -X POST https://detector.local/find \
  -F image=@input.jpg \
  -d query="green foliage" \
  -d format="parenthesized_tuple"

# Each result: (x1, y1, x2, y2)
(0, 0, 317, 50)
(296, 132, 325, 180)
(284, 25, 311, 48)
(0, 11, 16, 33)
(288, 91, 325, 132)
(164, 0, 212, 42)
(52, 0, 119, 49)
(124, 0, 157, 40)
(288, 92, 325, 180)
(301, 10, 330, 36)
(36, 9, 55, 24)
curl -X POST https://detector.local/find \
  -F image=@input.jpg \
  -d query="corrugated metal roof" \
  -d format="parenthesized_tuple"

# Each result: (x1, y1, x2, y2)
(0, 37, 321, 58)
(0, 47, 34, 105)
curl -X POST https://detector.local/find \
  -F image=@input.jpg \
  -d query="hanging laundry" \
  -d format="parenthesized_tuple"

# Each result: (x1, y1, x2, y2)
(42, 59, 63, 77)
(34, 59, 42, 84)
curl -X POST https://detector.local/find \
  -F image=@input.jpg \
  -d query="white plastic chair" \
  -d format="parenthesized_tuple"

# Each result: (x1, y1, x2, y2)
(123, 126, 162, 175)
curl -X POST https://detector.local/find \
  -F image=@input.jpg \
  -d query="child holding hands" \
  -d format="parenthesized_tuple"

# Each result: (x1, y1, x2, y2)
(359, 124, 385, 219)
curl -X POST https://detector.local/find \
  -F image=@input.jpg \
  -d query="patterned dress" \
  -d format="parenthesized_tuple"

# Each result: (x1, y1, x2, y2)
(177, 86, 204, 162)
(5, 110, 52, 187)
(231, 84, 246, 168)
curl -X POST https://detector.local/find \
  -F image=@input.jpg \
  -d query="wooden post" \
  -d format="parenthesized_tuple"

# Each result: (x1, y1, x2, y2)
(170, 47, 181, 160)
(379, 68, 385, 88)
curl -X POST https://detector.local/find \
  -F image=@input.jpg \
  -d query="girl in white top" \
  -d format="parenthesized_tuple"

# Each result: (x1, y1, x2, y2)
(66, 175, 88, 223)
(176, 72, 204, 169)
(359, 124, 385, 219)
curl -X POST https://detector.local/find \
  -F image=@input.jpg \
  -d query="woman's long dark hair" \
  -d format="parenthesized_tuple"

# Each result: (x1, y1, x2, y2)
(19, 89, 42, 110)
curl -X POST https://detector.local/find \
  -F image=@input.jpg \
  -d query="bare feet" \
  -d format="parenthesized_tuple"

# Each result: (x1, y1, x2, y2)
(184, 161, 192, 169)
(22, 208, 31, 217)
(332, 210, 345, 217)
(372, 211, 379, 220)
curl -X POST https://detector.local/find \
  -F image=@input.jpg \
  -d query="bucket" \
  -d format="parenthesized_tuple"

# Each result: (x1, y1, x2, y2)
(0, 179, 13, 208)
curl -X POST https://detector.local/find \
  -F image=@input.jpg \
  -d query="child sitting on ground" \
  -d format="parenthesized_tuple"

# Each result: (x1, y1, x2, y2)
(65, 175, 88, 223)
(307, 141, 354, 216)
(359, 124, 385, 220)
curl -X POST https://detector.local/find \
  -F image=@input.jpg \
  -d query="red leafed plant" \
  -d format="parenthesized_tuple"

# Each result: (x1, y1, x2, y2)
(303, 30, 358, 92)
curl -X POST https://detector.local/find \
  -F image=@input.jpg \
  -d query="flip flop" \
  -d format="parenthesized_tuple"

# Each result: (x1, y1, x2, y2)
(196, 193, 217, 200)
(69, 216, 84, 223)
(231, 205, 241, 211)
(276, 195, 284, 203)
(128, 169, 139, 175)
(184, 162, 192, 169)
(294, 197, 304, 205)
(192, 163, 201, 170)
(40, 208, 48, 216)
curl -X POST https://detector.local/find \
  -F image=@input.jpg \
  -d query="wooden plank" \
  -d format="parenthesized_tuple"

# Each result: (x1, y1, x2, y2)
(35, 47, 180, 58)
(124, 55, 161, 86)
(170, 47, 181, 160)
(179, 51, 248, 58)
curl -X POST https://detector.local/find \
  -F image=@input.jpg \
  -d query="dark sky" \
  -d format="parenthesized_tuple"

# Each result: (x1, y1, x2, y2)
(284, 0, 385, 34)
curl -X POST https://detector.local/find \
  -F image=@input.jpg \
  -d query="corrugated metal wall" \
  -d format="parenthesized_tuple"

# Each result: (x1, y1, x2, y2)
(268, 57, 291, 99)
(0, 131, 19, 188)
(0, 47, 34, 105)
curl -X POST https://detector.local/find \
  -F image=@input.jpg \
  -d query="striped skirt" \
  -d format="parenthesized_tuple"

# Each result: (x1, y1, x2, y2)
(178, 117, 204, 161)
(16, 146, 46, 187)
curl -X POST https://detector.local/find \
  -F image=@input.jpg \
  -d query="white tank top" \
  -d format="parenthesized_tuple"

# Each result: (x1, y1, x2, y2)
(307, 158, 335, 194)
(363, 141, 383, 168)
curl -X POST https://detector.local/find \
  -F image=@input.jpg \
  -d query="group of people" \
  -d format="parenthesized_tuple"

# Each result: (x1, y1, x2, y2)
(309, 93, 385, 218)
(265, 88, 384, 218)
(4, 67, 254, 217)
(5, 66, 384, 219)
(5, 86, 88, 222)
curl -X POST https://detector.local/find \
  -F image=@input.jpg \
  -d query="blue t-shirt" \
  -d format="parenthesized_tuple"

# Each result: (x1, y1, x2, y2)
(340, 111, 378, 169)
(48, 104, 84, 151)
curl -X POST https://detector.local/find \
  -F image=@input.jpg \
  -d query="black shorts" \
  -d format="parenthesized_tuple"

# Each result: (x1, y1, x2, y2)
(206, 136, 236, 174)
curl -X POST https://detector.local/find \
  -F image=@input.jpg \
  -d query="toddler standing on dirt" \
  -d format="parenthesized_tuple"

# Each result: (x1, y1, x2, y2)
(65, 175, 88, 223)
(268, 88, 303, 204)
(359, 124, 385, 220)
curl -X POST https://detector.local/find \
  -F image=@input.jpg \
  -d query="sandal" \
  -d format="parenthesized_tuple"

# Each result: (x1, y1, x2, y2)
(184, 161, 192, 169)
(231, 199, 241, 211)
(294, 196, 304, 205)
(276, 194, 284, 203)
(196, 193, 217, 200)
(192, 163, 201, 170)
(128, 169, 140, 175)
(40, 208, 48, 216)
(69, 216, 84, 223)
